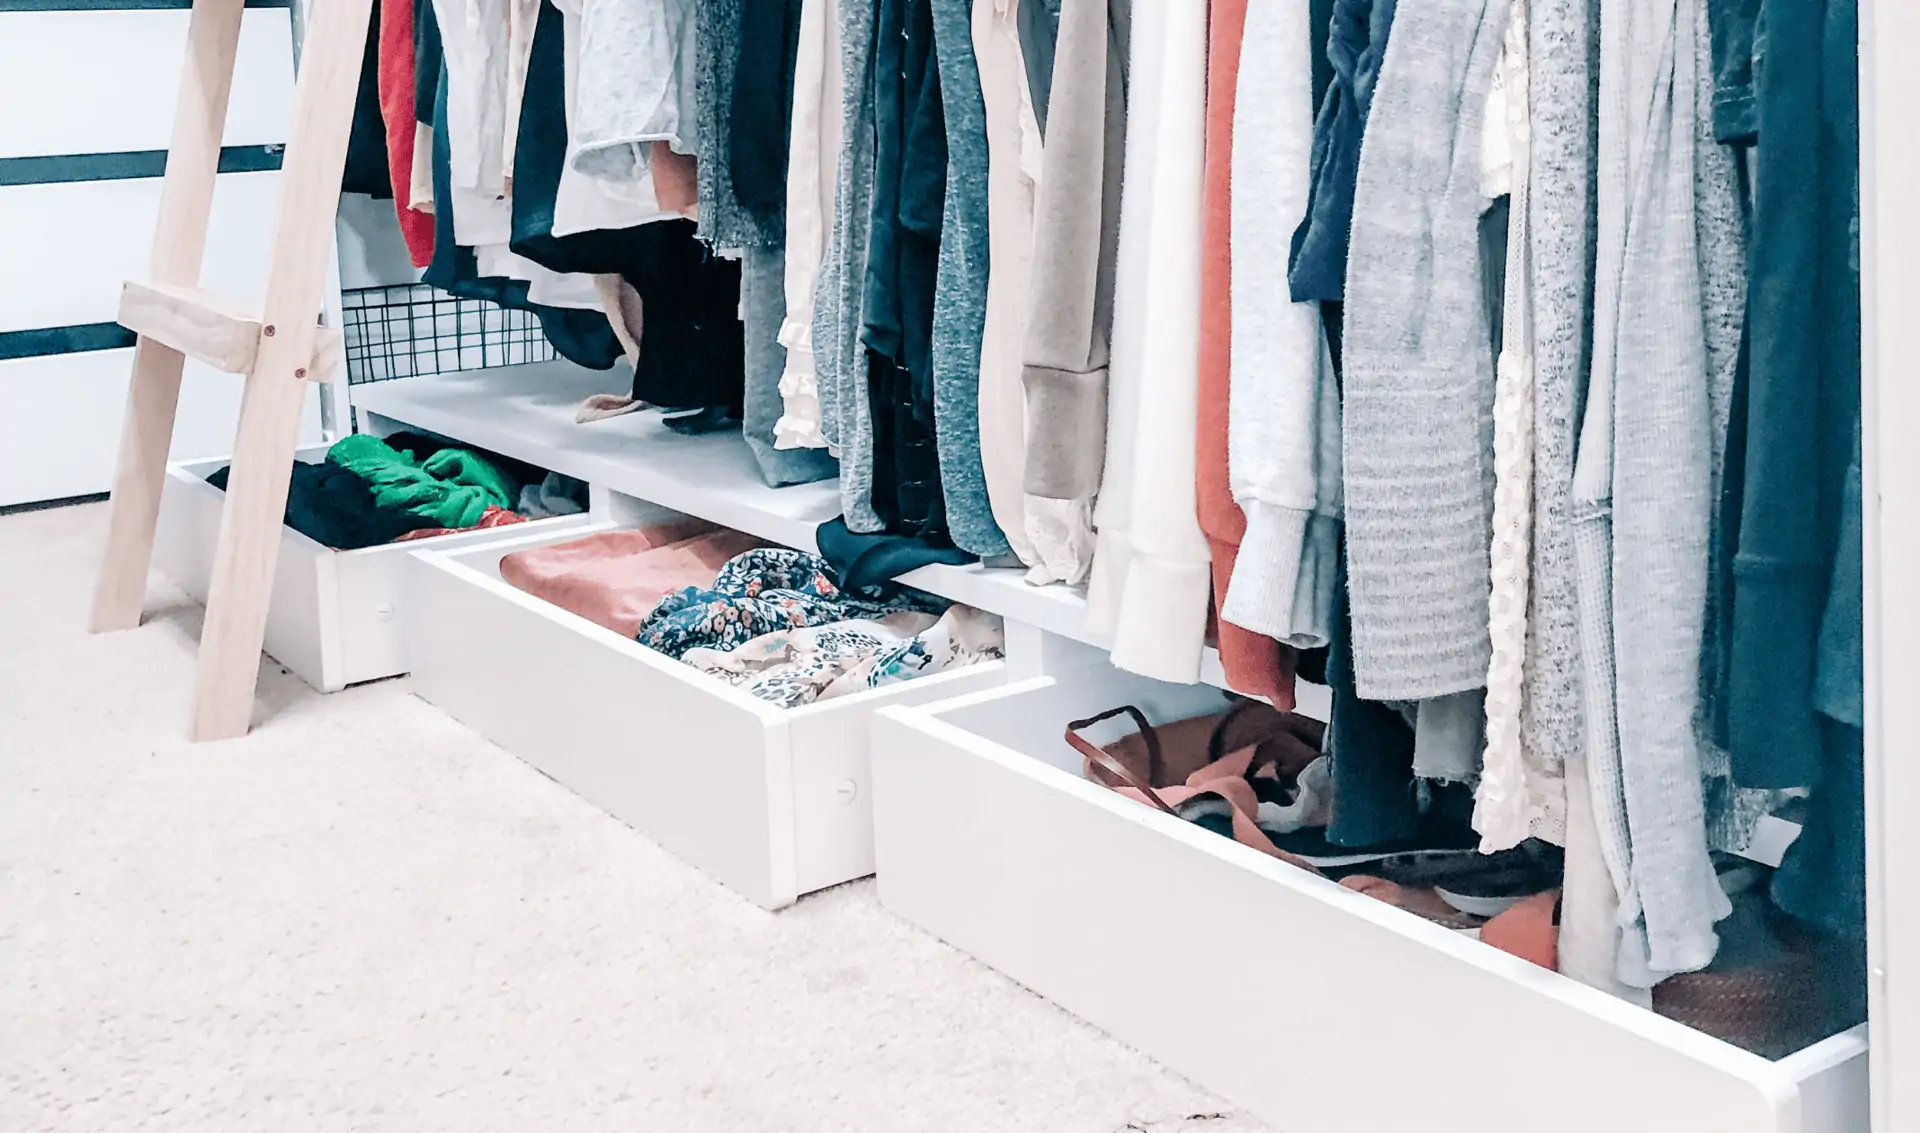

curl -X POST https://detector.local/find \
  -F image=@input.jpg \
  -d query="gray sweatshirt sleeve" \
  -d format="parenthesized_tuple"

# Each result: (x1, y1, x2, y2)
(1021, 0, 1129, 500)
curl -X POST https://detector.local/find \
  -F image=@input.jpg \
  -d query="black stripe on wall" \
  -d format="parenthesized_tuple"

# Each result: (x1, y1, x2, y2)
(0, 0, 286, 10)
(0, 143, 283, 187)
(0, 322, 137, 362)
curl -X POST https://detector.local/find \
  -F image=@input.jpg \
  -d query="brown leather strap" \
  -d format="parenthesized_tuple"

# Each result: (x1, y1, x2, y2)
(1065, 706, 1181, 817)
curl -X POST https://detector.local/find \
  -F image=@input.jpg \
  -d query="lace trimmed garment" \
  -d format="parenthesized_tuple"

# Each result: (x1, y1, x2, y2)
(1474, 0, 1567, 851)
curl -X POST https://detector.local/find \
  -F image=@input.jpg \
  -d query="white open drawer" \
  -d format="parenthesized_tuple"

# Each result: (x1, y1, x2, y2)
(870, 671, 1870, 1133)
(403, 520, 1009, 909)
(153, 448, 591, 693)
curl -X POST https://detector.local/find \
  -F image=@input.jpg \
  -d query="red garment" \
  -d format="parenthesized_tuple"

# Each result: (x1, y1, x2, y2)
(1194, 0, 1294, 706)
(377, 0, 435, 266)
(391, 506, 526, 543)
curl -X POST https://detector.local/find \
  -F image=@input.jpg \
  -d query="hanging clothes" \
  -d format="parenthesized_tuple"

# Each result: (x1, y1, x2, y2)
(1018, 0, 1128, 587)
(1082, 0, 1213, 688)
(624, 220, 748, 413)
(774, 0, 841, 451)
(1340, 0, 1506, 703)
(376, 0, 436, 265)
(1222, 0, 1339, 657)
(859, 0, 954, 545)
(814, 0, 886, 528)
(1574, 0, 1728, 989)
(570, 0, 698, 182)
(972, 0, 1044, 568)
(741, 245, 840, 485)
(732, 0, 806, 227)
(508, 0, 671, 275)
(1194, 0, 1296, 705)
(422, 63, 623, 369)
(1474, 0, 1567, 851)
(1018, 0, 1060, 131)
(927, 0, 1012, 559)
(1736, 0, 1864, 940)
(696, 0, 787, 249)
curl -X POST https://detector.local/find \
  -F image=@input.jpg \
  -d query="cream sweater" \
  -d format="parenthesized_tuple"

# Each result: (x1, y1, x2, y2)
(1084, 0, 1212, 683)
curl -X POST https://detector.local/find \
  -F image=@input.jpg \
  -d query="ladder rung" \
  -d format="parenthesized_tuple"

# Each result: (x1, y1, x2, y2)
(116, 280, 342, 383)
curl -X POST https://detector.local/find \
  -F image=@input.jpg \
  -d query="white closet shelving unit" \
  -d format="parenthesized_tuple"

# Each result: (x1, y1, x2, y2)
(118, 0, 1915, 1128)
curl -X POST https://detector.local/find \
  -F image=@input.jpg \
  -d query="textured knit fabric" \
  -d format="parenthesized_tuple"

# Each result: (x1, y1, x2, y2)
(1340, 0, 1507, 700)
(974, 0, 1043, 567)
(1194, 0, 1293, 704)
(571, 0, 696, 182)
(1088, 0, 1212, 685)
(1474, 0, 1566, 851)
(1288, 0, 1397, 302)
(929, 0, 1013, 558)
(1576, 0, 1728, 988)
(775, 0, 841, 451)
(1222, 0, 1336, 653)
(377, 0, 436, 266)
(813, 0, 884, 526)
(1016, 0, 1127, 585)
(1688, 0, 1770, 857)
(1020, 0, 1129, 502)
(636, 549, 949, 658)
(742, 245, 840, 486)
(1706, 0, 1759, 144)
(327, 434, 516, 530)
(698, 0, 785, 250)
(1520, 0, 1592, 825)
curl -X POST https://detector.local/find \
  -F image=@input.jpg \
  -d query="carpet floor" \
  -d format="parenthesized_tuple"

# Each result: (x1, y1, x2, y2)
(0, 501, 1270, 1133)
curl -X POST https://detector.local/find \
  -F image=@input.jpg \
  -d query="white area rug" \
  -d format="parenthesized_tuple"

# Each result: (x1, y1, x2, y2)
(0, 502, 1269, 1133)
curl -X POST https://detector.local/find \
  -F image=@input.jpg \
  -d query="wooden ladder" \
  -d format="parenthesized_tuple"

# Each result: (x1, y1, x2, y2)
(89, 0, 374, 741)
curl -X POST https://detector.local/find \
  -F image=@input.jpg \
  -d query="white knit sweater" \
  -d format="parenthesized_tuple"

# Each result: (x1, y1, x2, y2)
(1083, 0, 1212, 684)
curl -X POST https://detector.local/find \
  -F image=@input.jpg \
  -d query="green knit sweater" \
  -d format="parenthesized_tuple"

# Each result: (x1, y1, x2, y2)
(326, 434, 515, 529)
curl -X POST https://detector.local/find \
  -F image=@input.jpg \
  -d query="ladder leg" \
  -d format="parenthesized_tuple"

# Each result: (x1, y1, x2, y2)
(191, 0, 375, 740)
(91, 0, 250, 633)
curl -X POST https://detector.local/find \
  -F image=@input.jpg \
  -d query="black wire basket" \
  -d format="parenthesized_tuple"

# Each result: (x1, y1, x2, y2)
(339, 283, 555, 384)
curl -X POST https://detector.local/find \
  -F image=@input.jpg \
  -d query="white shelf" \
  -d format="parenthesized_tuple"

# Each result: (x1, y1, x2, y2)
(347, 362, 1330, 710)
(350, 361, 840, 554)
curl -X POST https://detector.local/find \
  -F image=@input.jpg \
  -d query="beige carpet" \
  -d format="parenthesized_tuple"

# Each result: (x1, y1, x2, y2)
(0, 501, 1270, 1133)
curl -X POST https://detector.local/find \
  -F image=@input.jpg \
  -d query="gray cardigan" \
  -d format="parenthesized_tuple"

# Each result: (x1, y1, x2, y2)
(1573, 0, 1728, 988)
(1339, 0, 1507, 701)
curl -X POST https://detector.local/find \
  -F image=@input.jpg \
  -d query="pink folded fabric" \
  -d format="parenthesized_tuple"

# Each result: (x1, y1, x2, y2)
(500, 521, 766, 637)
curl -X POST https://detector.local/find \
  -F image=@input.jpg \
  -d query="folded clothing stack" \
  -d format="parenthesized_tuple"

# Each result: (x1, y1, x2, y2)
(204, 432, 587, 550)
